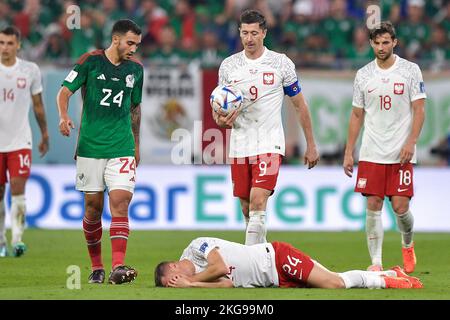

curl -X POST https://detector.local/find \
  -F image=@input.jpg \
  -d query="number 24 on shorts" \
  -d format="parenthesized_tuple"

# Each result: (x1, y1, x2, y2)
(119, 158, 136, 174)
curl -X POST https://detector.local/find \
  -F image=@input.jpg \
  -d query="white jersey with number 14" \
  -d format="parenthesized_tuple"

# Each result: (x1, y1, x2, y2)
(352, 55, 426, 164)
(0, 58, 42, 152)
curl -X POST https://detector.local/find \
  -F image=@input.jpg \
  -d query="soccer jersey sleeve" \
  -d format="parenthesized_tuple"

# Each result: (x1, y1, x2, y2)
(192, 238, 217, 259)
(352, 71, 365, 108)
(218, 60, 230, 86)
(131, 67, 143, 106)
(30, 63, 43, 95)
(62, 55, 90, 93)
(281, 55, 301, 97)
(409, 64, 427, 102)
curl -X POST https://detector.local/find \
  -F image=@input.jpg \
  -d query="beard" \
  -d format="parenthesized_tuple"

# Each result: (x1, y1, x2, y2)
(376, 50, 393, 61)
(117, 46, 132, 60)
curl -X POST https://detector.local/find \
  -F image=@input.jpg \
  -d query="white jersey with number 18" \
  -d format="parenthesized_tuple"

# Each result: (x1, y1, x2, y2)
(352, 55, 426, 164)
(0, 58, 42, 152)
(219, 47, 300, 158)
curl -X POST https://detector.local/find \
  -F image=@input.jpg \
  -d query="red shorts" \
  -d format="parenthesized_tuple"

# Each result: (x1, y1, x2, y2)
(355, 161, 414, 199)
(231, 153, 282, 199)
(272, 241, 315, 288)
(0, 149, 32, 184)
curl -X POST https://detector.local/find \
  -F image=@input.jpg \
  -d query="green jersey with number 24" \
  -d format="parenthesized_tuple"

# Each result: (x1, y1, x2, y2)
(63, 49, 143, 158)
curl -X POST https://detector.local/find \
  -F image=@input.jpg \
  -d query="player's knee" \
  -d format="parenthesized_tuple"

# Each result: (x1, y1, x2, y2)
(85, 200, 103, 216)
(323, 276, 346, 289)
(367, 197, 383, 210)
(249, 200, 265, 211)
(391, 200, 409, 214)
(9, 178, 27, 195)
(393, 205, 409, 215)
(249, 194, 268, 211)
(110, 197, 131, 216)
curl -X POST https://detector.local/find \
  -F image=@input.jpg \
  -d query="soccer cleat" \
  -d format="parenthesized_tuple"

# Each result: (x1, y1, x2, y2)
(12, 242, 26, 257)
(0, 244, 7, 257)
(108, 265, 137, 284)
(390, 266, 423, 289)
(88, 269, 105, 284)
(367, 264, 383, 271)
(402, 243, 416, 273)
(382, 276, 412, 289)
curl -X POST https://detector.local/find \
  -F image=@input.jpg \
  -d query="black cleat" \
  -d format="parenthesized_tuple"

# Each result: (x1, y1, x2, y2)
(88, 269, 105, 284)
(108, 265, 137, 284)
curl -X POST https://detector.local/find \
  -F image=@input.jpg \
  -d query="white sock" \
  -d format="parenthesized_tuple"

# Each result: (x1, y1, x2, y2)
(366, 209, 383, 266)
(245, 211, 266, 245)
(0, 199, 6, 246)
(396, 210, 414, 248)
(244, 215, 250, 229)
(338, 270, 394, 289)
(11, 195, 26, 245)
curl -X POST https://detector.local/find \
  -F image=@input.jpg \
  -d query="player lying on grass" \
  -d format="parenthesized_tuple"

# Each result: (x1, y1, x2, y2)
(154, 237, 422, 289)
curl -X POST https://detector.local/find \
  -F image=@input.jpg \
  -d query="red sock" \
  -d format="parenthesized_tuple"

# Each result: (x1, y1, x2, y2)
(83, 216, 103, 270)
(110, 217, 129, 269)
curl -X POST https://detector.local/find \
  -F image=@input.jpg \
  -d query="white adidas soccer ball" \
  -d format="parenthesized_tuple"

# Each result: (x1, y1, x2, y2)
(210, 85, 243, 114)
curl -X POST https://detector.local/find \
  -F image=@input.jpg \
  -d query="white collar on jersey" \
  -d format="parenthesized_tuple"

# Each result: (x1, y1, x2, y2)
(0, 57, 20, 70)
(243, 46, 268, 63)
(375, 54, 399, 73)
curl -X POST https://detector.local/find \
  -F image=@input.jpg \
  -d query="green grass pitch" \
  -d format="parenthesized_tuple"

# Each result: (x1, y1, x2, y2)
(0, 229, 449, 300)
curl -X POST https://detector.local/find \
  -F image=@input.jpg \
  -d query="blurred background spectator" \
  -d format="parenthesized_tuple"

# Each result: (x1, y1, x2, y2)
(1, 0, 450, 166)
(1, 0, 448, 70)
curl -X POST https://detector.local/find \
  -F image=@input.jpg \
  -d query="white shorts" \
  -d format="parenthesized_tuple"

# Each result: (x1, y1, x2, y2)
(76, 156, 136, 193)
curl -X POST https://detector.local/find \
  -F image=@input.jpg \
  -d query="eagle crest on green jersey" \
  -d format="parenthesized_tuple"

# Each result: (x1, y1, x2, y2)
(63, 49, 143, 158)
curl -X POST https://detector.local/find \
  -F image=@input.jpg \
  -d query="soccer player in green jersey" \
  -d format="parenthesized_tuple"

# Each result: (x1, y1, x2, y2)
(56, 20, 143, 285)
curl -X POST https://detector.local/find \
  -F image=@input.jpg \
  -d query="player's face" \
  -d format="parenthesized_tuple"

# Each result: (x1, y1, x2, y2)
(370, 33, 397, 61)
(116, 31, 142, 61)
(239, 23, 266, 55)
(0, 34, 20, 61)
(161, 262, 188, 287)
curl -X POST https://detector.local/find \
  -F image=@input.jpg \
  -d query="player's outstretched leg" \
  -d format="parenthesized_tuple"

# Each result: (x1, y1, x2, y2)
(390, 265, 422, 288)
(382, 276, 413, 289)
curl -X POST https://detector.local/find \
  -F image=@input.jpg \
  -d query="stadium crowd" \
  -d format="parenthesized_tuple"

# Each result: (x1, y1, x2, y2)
(0, 0, 450, 70)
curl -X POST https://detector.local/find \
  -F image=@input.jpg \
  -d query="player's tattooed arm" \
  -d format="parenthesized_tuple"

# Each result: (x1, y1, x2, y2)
(131, 103, 141, 166)
(31, 93, 49, 157)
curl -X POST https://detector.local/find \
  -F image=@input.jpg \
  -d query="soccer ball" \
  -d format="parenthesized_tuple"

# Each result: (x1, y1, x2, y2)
(210, 85, 243, 114)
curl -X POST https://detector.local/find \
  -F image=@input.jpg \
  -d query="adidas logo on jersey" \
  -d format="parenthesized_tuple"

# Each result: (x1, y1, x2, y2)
(97, 74, 106, 80)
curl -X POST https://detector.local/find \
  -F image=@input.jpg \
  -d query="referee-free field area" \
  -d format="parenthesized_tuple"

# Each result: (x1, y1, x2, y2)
(0, 229, 449, 300)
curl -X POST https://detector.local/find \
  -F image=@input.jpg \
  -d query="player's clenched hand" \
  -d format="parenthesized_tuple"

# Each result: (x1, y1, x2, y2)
(59, 117, 75, 137)
(304, 145, 319, 169)
(168, 274, 192, 288)
(214, 109, 240, 128)
(400, 140, 415, 164)
(343, 153, 354, 177)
